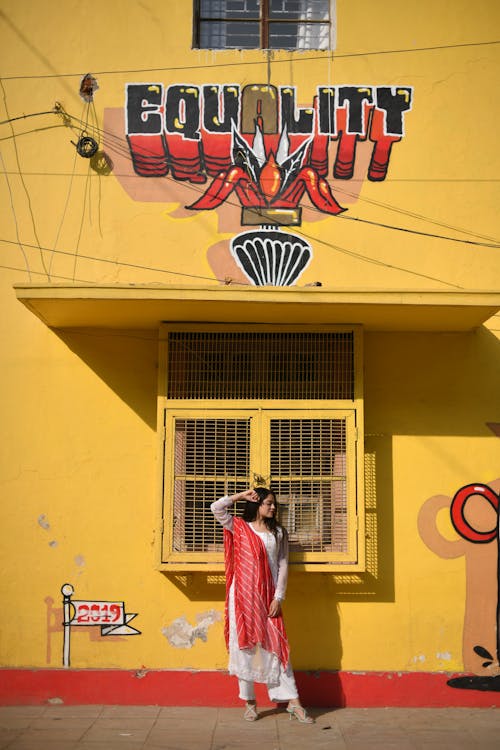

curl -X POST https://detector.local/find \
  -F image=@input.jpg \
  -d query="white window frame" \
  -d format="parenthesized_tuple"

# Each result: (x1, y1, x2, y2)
(193, 0, 337, 51)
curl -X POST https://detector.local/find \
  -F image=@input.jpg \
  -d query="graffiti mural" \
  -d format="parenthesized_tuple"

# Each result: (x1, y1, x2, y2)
(115, 82, 413, 286)
(419, 479, 500, 691)
(61, 583, 141, 667)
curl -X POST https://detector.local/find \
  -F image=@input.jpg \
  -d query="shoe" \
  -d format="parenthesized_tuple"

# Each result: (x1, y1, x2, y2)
(287, 704, 315, 724)
(243, 702, 258, 721)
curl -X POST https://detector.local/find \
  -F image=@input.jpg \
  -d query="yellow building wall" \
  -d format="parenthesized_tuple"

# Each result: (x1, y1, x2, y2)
(0, 0, 499, 677)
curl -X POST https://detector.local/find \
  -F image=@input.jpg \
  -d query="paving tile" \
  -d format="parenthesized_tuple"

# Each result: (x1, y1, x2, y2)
(158, 706, 218, 721)
(79, 726, 150, 743)
(14, 725, 89, 742)
(0, 716, 33, 730)
(344, 743, 415, 750)
(147, 727, 216, 741)
(212, 742, 280, 750)
(0, 707, 46, 718)
(0, 730, 23, 749)
(27, 717, 96, 732)
(43, 706, 104, 718)
(5, 740, 78, 750)
(86, 717, 156, 731)
(153, 716, 217, 730)
(101, 706, 161, 718)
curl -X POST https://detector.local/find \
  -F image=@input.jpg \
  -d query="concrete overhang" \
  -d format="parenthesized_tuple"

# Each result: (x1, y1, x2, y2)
(14, 283, 500, 332)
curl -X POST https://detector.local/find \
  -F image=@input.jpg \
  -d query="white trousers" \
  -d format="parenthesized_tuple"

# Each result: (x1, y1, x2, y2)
(237, 660, 298, 702)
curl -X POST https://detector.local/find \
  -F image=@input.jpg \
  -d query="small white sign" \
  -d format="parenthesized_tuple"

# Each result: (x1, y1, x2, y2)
(69, 600, 125, 627)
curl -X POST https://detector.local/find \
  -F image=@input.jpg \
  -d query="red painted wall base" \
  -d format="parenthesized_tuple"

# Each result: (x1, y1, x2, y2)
(0, 669, 498, 707)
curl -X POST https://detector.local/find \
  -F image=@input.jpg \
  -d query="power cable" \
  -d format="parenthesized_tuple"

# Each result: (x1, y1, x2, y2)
(0, 150, 32, 280)
(0, 79, 51, 280)
(0, 237, 250, 285)
(1, 39, 498, 80)
(1, 108, 497, 289)
(3, 106, 498, 249)
(63, 109, 500, 248)
(0, 262, 90, 283)
(338, 215, 500, 248)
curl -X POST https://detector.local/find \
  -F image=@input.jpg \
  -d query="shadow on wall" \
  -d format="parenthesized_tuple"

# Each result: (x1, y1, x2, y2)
(49, 325, 499, 671)
(55, 327, 158, 430)
(160, 434, 394, 672)
(363, 327, 500, 437)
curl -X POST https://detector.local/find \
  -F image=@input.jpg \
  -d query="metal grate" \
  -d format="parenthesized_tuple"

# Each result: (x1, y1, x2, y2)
(269, 418, 348, 553)
(167, 332, 354, 400)
(172, 418, 251, 552)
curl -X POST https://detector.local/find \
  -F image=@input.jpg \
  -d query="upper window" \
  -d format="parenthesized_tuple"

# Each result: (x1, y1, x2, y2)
(194, 0, 334, 50)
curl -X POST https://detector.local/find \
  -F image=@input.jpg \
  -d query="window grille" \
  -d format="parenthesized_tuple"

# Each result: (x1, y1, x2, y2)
(167, 331, 354, 400)
(168, 412, 352, 557)
(172, 418, 251, 552)
(194, 0, 333, 50)
(270, 417, 347, 553)
(160, 325, 363, 570)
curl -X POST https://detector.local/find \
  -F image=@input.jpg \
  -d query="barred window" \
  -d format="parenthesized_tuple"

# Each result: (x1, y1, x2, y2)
(194, 0, 334, 50)
(159, 326, 364, 571)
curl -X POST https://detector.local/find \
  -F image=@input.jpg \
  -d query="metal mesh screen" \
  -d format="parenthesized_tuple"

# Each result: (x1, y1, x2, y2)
(269, 418, 348, 553)
(172, 418, 250, 552)
(167, 332, 354, 400)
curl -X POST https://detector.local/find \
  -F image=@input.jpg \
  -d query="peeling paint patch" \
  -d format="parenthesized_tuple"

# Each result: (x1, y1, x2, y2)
(48, 540, 58, 548)
(411, 654, 426, 663)
(162, 609, 222, 649)
(38, 514, 50, 530)
(74, 555, 85, 567)
(48, 697, 64, 704)
(437, 651, 452, 660)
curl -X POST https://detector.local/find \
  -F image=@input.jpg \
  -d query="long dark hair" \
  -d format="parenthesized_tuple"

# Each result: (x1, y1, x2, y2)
(242, 487, 283, 537)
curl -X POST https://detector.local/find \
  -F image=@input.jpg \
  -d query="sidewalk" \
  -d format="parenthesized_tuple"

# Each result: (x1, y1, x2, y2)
(0, 704, 499, 749)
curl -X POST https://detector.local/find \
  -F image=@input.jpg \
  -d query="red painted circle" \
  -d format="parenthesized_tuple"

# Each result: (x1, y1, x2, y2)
(450, 484, 499, 543)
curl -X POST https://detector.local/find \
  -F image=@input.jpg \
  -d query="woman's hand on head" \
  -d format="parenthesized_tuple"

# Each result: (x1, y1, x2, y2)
(239, 489, 259, 503)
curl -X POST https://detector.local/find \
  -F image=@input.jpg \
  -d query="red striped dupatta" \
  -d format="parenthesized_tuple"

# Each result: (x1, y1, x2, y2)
(224, 517, 290, 669)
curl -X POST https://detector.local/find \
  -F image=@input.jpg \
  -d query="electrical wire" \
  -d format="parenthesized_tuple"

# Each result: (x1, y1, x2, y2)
(3, 108, 499, 249)
(338, 214, 500, 248)
(49, 104, 87, 275)
(0, 110, 58, 126)
(1, 108, 497, 289)
(0, 79, 51, 280)
(0, 237, 250, 285)
(0, 262, 91, 283)
(1, 39, 498, 80)
(0, 150, 32, 280)
(62, 109, 500, 248)
(72, 162, 91, 281)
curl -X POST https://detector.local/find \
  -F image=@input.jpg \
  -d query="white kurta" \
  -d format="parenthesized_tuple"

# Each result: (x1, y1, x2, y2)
(228, 528, 282, 683)
(211, 497, 298, 699)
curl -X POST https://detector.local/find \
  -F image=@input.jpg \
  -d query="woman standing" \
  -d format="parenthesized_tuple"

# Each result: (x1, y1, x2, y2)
(211, 487, 314, 723)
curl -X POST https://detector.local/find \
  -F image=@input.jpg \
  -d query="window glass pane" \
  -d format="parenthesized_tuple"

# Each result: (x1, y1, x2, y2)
(200, 20, 260, 48)
(269, 0, 330, 20)
(269, 21, 330, 49)
(200, 0, 260, 19)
